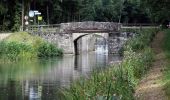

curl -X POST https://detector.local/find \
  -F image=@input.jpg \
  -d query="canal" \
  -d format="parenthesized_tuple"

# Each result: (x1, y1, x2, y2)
(0, 45, 121, 100)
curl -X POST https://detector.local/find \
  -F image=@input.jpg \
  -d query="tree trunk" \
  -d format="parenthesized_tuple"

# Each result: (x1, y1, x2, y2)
(22, 0, 24, 31)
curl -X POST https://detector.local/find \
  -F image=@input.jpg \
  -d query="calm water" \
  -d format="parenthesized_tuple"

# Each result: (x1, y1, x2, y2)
(0, 46, 121, 100)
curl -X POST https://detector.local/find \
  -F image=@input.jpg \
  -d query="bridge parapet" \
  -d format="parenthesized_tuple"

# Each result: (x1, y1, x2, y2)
(27, 24, 60, 33)
(60, 21, 120, 33)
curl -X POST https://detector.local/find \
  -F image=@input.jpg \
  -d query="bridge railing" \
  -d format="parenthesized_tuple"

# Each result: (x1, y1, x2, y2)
(27, 24, 60, 32)
(121, 23, 159, 26)
(121, 23, 160, 30)
(26, 22, 160, 33)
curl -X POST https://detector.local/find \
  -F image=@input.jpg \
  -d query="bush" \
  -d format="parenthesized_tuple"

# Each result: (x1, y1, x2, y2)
(0, 41, 63, 61)
(37, 42, 63, 57)
(0, 32, 63, 61)
(0, 41, 35, 60)
(124, 29, 156, 52)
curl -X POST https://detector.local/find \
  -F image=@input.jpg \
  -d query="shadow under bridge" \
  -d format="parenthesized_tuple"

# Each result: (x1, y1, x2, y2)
(73, 32, 109, 55)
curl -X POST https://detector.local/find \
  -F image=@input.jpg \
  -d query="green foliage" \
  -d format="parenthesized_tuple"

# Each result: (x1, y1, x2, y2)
(0, 3, 8, 15)
(124, 29, 157, 51)
(12, 1, 21, 32)
(0, 0, 18, 31)
(121, 0, 150, 23)
(0, 41, 35, 61)
(62, 29, 156, 99)
(164, 81, 170, 99)
(0, 32, 63, 61)
(162, 29, 170, 99)
(37, 42, 63, 57)
(142, 0, 170, 23)
(62, 49, 153, 99)
(1, 0, 169, 31)
(163, 29, 170, 55)
(113, 47, 153, 100)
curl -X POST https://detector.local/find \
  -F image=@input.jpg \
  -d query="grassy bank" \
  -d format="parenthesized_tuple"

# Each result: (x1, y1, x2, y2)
(62, 29, 157, 100)
(162, 29, 170, 99)
(0, 32, 63, 61)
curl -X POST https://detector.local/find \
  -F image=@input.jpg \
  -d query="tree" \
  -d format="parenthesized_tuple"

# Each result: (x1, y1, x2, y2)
(0, 0, 8, 31)
(121, 0, 150, 23)
(142, 0, 170, 23)
(12, 0, 22, 31)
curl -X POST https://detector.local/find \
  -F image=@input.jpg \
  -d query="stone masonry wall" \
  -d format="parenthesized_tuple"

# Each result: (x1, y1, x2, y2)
(29, 22, 134, 54)
(30, 32, 75, 54)
(108, 32, 135, 54)
(60, 21, 120, 33)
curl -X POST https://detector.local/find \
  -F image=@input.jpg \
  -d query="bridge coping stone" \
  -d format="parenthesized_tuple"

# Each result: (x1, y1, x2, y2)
(60, 21, 120, 33)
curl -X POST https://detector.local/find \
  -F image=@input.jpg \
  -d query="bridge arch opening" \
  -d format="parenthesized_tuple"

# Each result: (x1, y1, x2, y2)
(73, 33, 108, 55)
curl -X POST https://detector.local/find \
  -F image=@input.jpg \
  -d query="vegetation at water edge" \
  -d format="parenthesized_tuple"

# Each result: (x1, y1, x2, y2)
(61, 29, 157, 99)
(0, 32, 63, 62)
(162, 29, 170, 99)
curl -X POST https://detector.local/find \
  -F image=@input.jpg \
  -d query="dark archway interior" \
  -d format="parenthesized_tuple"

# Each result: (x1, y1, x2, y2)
(74, 40, 78, 55)
(74, 34, 108, 55)
(74, 34, 89, 55)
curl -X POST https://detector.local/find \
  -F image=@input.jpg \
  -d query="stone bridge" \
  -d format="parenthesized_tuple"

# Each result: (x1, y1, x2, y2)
(29, 21, 132, 54)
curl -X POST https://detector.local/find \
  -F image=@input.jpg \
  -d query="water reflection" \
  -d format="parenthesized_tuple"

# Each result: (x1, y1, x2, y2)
(0, 46, 121, 100)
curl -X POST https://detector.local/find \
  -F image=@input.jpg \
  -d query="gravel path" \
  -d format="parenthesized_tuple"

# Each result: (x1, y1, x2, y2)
(134, 32, 168, 100)
(0, 33, 11, 40)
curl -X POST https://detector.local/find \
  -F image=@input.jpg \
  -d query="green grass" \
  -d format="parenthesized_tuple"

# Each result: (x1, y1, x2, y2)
(0, 32, 63, 62)
(0, 41, 35, 61)
(62, 29, 156, 100)
(163, 29, 170, 59)
(162, 29, 170, 99)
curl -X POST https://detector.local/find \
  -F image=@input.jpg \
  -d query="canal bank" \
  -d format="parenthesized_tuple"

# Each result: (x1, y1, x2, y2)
(0, 50, 121, 100)
(0, 32, 63, 61)
(0, 32, 122, 100)
(163, 29, 170, 99)
(62, 29, 156, 99)
(0, 29, 157, 100)
(134, 31, 168, 100)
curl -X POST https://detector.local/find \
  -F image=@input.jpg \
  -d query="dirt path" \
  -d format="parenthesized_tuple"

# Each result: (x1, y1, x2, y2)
(134, 32, 168, 100)
(0, 33, 11, 40)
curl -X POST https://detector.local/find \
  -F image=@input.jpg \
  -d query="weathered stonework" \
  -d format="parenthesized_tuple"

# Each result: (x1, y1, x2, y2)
(29, 22, 133, 54)
(60, 21, 120, 33)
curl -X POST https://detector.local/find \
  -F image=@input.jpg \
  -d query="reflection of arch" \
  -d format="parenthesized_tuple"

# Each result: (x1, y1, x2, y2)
(73, 33, 108, 55)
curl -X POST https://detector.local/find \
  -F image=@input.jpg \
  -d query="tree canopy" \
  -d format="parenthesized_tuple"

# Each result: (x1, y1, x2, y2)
(0, 0, 170, 31)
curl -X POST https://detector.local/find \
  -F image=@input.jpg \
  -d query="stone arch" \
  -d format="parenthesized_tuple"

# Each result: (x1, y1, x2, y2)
(73, 33, 108, 41)
(73, 33, 109, 55)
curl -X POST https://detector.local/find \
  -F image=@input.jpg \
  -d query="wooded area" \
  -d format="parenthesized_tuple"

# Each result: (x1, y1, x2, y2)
(0, 0, 170, 31)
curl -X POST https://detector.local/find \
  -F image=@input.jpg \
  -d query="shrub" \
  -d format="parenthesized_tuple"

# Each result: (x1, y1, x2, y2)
(0, 41, 35, 60)
(124, 29, 156, 52)
(37, 42, 63, 57)
(0, 32, 63, 61)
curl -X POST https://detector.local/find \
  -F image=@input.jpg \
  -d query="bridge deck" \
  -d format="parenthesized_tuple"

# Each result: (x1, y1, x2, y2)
(67, 29, 118, 33)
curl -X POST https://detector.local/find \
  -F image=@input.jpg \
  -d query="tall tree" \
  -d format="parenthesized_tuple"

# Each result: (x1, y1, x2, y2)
(0, 0, 9, 31)
(12, 0, 22, 31)
(142, 0, 170, 23)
